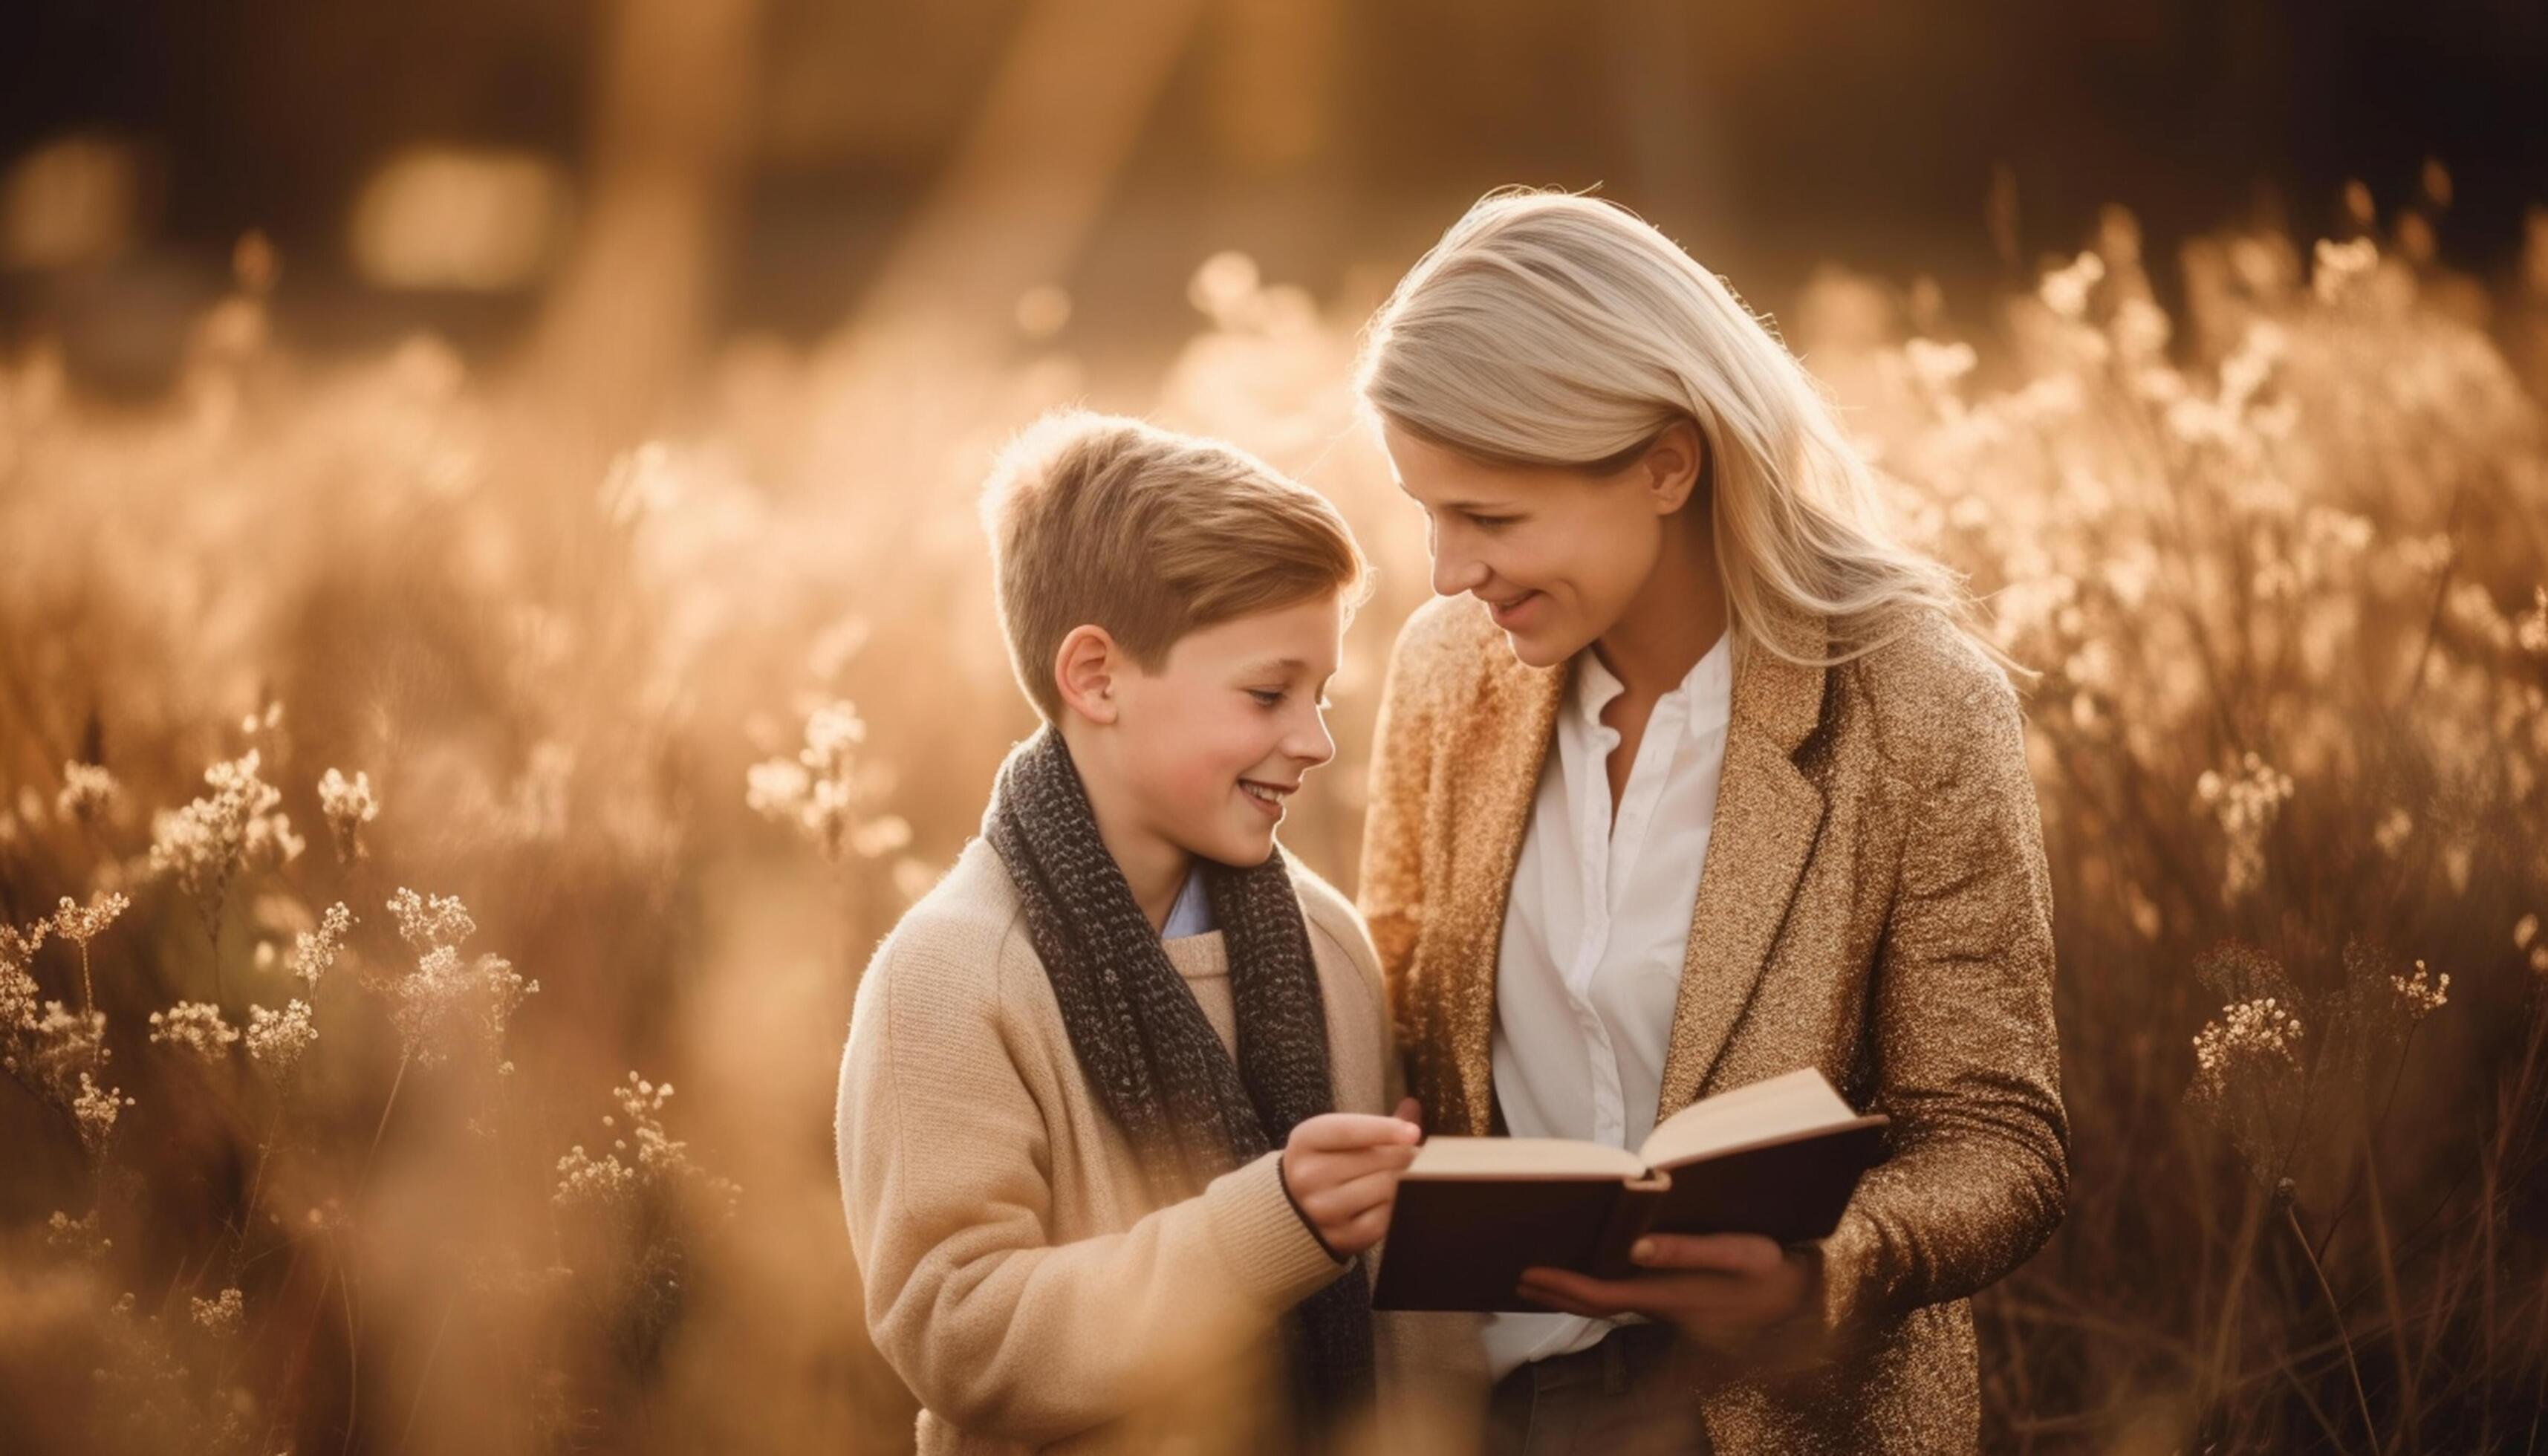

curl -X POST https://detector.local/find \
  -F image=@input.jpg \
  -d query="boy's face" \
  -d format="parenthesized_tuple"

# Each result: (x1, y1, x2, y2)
(1107, 592, 1344, 868)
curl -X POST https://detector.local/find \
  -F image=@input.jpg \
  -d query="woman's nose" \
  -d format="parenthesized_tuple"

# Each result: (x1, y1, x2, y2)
(1430, 542, 1488, 598)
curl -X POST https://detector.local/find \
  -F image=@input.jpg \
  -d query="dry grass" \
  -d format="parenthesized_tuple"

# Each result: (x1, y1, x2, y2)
(2, 196, 2545, 1452)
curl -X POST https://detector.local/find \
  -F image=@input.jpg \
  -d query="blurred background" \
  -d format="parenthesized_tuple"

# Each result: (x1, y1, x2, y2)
(3, 1, 2547, 1452)
(7, 0, 2546, 399)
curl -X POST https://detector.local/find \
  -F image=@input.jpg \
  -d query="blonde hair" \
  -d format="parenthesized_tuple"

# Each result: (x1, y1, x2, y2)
(981, 409, 1371, 723)
(1356, 187, 2021, 681)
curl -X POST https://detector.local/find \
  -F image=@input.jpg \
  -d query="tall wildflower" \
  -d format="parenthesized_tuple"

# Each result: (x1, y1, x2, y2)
(288, 902, 354, 992)
(189, 1287, 244, 1339)
(746, 699, 909, 863)
(242, 900, 352, 1085)
(554, 1070, 739, 1218)
(1, 922, 45, 1044)
(71, 1070, 131, 1162)
(244, 999, 317, 1079)
(13, 1001, 106, 1107)
(148, 1001, 241, 1062)
(48, 890, 129, 1016)
(316, 767, 380, 864)
(551, 1070, 740, 1382)
(149, 749, 304, 944)
(373, 888, 537, 1067)
(2195, 753, 2295, 903)
(2183, 943, 2313, 1183)
(2, 911, 127, 1157)
(2189, 997, 2307, 1104)
(2390, 959, 2451, 1021)
(0, 926, 88, 1134)
(57, 761, 119, 824)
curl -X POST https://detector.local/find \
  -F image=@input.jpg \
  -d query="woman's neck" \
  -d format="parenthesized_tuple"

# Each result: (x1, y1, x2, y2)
(1592, 510, 1729, 700)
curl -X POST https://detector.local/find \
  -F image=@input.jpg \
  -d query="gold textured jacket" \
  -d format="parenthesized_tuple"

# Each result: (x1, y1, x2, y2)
(1356, 594, 2067, 1455)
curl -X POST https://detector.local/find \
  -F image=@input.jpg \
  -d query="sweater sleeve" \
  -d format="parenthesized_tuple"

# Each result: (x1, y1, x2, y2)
(1807, 678, 2070, 1344)
(836, 932, 1349, 1446)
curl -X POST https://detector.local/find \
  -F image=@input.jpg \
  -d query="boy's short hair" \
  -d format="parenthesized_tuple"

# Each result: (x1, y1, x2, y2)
(981, 409, 1371, 724)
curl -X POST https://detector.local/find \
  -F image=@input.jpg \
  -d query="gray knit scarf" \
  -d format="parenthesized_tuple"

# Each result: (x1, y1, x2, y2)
(982, 726, 1374, 1438)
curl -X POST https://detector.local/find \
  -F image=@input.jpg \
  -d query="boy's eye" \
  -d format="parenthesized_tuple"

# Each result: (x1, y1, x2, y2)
(1464, 512, 1515, 530)
(1247, 689, 1285, 706)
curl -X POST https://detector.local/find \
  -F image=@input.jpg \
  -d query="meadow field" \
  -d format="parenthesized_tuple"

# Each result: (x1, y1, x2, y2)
(3, 187, 2547, 1452)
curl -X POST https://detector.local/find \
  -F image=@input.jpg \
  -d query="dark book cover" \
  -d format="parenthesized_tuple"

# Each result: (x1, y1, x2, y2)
(1371, 1117, 1888, 1313)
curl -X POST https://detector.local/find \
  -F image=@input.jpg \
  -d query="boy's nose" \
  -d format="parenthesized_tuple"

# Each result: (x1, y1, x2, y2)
(1289, 713, 1337, 768)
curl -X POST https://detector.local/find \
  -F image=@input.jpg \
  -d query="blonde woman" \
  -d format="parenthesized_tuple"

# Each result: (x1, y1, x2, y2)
(1353, 189, 2067, 1455)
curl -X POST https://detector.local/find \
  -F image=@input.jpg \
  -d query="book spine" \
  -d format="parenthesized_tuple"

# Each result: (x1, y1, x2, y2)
(1589, 1171, 1674, 1280)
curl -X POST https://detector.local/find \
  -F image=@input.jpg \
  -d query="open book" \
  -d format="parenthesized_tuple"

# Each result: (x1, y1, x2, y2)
(1371, 1068, 1888, 1312)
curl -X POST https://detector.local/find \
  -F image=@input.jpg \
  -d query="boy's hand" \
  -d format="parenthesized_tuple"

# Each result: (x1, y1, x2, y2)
(1281, 1098, 1423, 1258)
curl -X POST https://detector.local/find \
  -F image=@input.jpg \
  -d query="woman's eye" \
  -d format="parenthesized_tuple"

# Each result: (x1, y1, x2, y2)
(1464, 513, 1515, 530)
(1248, 689, 1285, 706)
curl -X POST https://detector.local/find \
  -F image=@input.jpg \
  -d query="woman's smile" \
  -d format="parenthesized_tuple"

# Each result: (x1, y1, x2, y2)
(1486, 590, 1544, 630)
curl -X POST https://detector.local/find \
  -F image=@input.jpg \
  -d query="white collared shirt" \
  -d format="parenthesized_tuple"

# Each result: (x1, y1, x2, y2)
(1163, 864, 1214, 940)
(1483, 629, 1735, 1379)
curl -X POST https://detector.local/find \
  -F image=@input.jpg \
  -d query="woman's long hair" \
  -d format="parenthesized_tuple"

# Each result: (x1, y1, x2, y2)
(1355, 186, 2024, 683)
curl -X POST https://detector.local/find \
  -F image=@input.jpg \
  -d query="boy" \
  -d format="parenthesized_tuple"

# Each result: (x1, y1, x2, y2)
(835, 410, 1429, 1453)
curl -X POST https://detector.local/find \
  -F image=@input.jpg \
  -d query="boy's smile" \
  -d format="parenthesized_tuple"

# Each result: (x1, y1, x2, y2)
(1058, 591, 1345, 928)
(1238, 778, 1296, 817)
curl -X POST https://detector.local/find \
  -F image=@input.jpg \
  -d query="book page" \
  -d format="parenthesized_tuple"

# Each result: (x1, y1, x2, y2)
(1637, 1067, 1861, 1169)
(1404, 1136, 1648, 1180)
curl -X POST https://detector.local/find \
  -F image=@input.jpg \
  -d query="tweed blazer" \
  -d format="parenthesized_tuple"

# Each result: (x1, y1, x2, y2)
(1356, 592, 2067, 1455)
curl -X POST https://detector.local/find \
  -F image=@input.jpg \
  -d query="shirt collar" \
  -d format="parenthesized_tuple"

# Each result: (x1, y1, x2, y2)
(1161, 862, 1215, 940)
(1573, 629, 1735, 741)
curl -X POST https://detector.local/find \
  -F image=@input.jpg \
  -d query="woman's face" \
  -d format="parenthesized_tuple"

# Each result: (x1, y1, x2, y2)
(1379, 417, 1700, 669)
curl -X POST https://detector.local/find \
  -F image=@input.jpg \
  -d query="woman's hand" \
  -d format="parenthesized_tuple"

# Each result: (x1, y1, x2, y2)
(1280, 1098, 1424, 1258)
(1518, 1232, 1827, 1360)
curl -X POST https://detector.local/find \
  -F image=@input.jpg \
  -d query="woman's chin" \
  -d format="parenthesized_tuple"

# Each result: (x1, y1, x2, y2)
(1501, 625, 1578, 669)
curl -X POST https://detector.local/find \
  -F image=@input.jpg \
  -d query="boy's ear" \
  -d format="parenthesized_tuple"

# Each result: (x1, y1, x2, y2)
(1053, 625, 1122, 726)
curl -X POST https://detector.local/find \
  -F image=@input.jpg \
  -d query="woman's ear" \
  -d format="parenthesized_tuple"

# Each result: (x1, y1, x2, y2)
(1640, 419, 1707, 516)
(1053, 625, 1122, 726)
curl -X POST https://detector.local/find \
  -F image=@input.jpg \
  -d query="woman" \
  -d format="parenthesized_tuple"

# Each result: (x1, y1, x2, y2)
(1353, 189, 2067, 1455)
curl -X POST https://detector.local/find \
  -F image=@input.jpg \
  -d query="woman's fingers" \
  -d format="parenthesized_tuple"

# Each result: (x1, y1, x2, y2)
(1514, 1273, 1608, 1318)
(1628, 1232, 1784, 1275)
(1515, 1267, 1645, 1316)
(1516, 1265, 1765, 1321)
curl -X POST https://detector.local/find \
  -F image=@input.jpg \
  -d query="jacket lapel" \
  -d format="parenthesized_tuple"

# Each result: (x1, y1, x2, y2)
(1437, 630, 1568, 1137)
(1435, 600, 1833, 1139)
(1652, 605, 1831, 1123)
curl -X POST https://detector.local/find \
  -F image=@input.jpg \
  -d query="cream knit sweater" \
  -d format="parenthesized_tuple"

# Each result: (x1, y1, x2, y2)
(834, 836, 1483, 1455)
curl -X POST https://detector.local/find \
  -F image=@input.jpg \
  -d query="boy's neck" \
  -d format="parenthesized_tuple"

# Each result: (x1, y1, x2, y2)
(1056, 724, 1192, 933)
